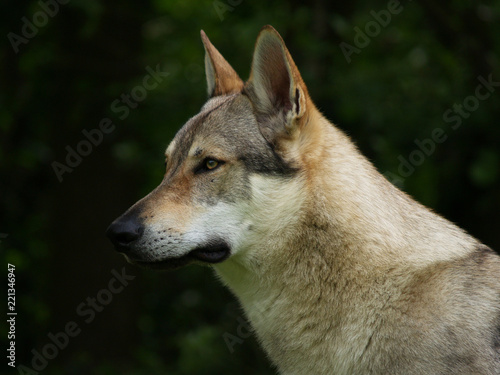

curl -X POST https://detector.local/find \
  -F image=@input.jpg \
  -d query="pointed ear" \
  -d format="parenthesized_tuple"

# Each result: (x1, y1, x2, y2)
(200, 30, 244, 97)
(246, 26, 309, 130)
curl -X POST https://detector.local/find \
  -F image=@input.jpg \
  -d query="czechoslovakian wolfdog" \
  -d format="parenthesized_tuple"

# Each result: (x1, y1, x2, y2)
(107, 26, 500, 374)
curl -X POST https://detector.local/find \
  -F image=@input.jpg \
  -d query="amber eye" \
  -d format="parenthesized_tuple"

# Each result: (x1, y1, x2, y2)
(205, 159, 219, 170)
(195, 158, 224, 174)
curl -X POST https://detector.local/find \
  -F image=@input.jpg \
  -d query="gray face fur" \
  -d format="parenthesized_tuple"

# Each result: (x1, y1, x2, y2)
(167, 94, 296, 186)
(111, 92, 300, 268)
(161, 93, 299, 212)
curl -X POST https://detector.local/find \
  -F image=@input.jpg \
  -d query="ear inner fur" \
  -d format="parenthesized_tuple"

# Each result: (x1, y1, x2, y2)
(245, 25, 310, 142)
(200, 30, 244, 97)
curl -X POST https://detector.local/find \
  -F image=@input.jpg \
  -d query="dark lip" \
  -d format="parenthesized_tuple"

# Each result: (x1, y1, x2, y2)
(130, 240, 231, 270)
(190, 242, 231, 263)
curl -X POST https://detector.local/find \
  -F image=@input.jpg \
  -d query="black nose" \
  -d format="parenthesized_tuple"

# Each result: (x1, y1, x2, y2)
(106, 214, 144, 253)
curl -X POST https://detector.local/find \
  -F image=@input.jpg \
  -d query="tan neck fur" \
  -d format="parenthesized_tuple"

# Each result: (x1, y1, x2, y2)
(213, 109, 479, 374)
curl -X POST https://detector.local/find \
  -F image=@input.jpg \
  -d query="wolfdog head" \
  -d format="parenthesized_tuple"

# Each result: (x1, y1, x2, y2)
(106, 26, 322, 269)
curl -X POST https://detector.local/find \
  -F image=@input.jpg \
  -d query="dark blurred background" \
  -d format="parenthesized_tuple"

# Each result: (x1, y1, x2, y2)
(1, 0, 499, 374)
